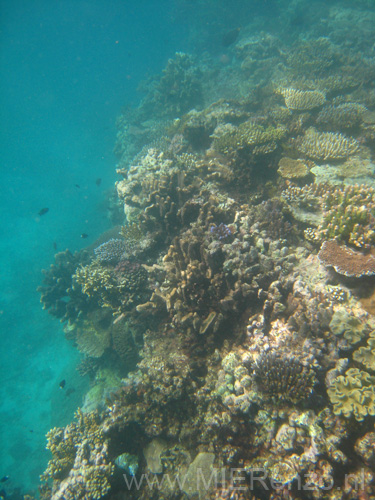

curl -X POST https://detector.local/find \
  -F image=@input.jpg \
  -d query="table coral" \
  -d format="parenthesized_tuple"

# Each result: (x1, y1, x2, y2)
(279, 88, 326, 111)
(277, 157, 310, 179)
(295, 127, 359, 160)
(318, 240, 375, 277)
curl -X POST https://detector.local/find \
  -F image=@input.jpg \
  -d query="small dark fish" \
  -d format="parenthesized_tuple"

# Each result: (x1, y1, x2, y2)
(95, 178, 102, 186)
(38, 207, 49, 216)
(75, 184, 81, 189)
(29, 429, 34, 433)
(0, 477, 9, 483)
(65, 387, 76, 397)
(53, 242, 57, 250)
(222, 27, 241, 47)
(59, 379, 66, 389)
(81, 233, 89, 239)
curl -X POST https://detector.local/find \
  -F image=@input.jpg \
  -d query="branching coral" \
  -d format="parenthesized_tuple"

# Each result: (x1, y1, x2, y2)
(38, 249, 91, 323)
(295, 127, 359, 160)
(315, 184, 375, 248)
(253, 352, 316, 404)
(279, 88, 326, 110)
(213, 120, 286, 156)
(317, 102, 367, 130)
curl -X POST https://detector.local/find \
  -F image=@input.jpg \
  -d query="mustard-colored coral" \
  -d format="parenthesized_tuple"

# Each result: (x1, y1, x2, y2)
(295, 127, 359, 161)
(316, 184, 375, 249)
(279, 88, 326, 110)
(42, 410, 114, 500)
(73, 260, 116, 304)
(327, 368, 375, 421)
(277, 157, 310, 179)
(353, 336, 375, 371)
(213, 121, 286, 155)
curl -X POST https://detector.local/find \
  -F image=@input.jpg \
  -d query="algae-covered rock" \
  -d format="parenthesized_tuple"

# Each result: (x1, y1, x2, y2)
(182, 452, 216, 499)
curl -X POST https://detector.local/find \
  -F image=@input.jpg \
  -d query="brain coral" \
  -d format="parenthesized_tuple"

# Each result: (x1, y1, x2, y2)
(295, 127, 359, 160)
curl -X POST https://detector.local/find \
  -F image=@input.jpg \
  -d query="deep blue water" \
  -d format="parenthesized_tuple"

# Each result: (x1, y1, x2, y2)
(0, 0, 189, 493)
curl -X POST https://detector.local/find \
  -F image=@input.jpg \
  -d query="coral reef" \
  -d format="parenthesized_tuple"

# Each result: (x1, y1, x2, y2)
(326, 367, 375, 421)
(277, 157, 310, 179)
(38, 6, 375, 500)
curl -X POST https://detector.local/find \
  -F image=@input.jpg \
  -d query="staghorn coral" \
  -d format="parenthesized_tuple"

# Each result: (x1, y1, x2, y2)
(213, 120, 286, 156)
(326, 367, 375, 421)
(315, 184, 375, 248)
(286, 38, 336, 77)
(253, 352, 316, 404)
(295, 127, 359, 161)
(317, 102, 367, 130)
(42, 410, 114, 500)
(318, 240, 375, 277)
(279, 88, 326, 111)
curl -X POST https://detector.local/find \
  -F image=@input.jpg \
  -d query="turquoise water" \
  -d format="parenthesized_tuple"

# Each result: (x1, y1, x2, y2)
(0, 0, 187, 494)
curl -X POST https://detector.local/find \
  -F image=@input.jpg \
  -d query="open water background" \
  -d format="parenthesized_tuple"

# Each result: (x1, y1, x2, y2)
(0, 0, 188, 493)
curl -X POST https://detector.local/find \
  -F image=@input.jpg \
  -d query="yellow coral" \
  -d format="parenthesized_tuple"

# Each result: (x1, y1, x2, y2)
(327, 368, 375, 421)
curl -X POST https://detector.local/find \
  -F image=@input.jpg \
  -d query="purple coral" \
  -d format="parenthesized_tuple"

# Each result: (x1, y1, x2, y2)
(94, 239, 127, 264)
